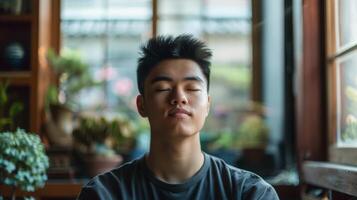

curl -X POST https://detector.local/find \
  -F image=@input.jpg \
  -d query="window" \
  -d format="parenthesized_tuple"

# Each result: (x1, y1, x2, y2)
(61, 0, 151, 116)
(327, 0, 357, 165)
(60, 0, 297, 182)
(156, 0, 253, 160)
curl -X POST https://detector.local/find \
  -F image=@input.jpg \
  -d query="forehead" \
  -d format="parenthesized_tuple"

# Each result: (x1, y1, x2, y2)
(146, 59, 206, 81)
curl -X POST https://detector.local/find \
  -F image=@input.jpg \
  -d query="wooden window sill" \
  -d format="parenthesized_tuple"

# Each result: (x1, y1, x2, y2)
(303, 161, 357, 197)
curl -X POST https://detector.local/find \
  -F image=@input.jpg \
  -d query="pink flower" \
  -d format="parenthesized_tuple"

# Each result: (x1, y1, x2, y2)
(113, 78, 133, 96)
(97, 64, 117, 81)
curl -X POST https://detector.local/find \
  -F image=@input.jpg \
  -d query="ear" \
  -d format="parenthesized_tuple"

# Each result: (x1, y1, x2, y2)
(136, 95, 147, 117)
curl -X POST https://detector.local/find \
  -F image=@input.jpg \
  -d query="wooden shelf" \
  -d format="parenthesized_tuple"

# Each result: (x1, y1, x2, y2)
(0, 180, 85, 199)
(0, 71, 32, 85)
(0, 14, 33, 22)
(0, 0, 59, 135)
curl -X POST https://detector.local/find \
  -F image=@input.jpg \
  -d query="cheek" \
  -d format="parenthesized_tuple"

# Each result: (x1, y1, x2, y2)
(192, 110, 208, 133)
(191, 97, 210, 125)
(145, 95, 167, 114)
(191, 94, 209, 111)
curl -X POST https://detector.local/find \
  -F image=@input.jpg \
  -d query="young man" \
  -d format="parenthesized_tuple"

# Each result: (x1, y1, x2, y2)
(77, 35, 279, 200)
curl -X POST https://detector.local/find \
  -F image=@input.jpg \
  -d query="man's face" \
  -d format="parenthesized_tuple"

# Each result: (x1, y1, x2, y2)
(137, 59, 210, 138)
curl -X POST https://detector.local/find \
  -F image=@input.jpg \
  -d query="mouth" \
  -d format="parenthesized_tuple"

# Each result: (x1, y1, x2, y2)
(168, 107, 192, 118)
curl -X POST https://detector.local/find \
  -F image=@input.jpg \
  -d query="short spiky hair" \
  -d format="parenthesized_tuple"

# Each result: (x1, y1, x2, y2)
(137, 34, 212, 94)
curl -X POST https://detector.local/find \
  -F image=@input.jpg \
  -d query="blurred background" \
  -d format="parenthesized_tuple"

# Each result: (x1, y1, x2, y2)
(1, 0, 357, 199)
(59, 0, 295, 182)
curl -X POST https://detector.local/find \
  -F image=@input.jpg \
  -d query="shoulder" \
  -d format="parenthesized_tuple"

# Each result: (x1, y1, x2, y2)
(205, 153, 279, 200)
(238, 171, 279, 200)
(77, 157, 142, 200)
(90, 157, 141, 185)
(205, 153, 254, 179)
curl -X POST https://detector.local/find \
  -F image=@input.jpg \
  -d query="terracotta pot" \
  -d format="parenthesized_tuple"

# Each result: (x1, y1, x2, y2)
(83, 154, 123, 177)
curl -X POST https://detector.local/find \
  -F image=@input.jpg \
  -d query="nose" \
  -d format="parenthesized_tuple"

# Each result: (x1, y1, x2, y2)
(170, 88, 188, 105)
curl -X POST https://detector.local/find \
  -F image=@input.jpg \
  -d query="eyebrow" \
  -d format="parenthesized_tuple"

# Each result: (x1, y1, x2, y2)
(150, 75, 204, 84)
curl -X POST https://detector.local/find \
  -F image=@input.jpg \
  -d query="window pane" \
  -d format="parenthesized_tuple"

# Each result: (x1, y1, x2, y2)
(158, 0, 252, 140)
(205, 0, 251, 18)
(158, 19, 202, 36)
(61, 0, 151, 112)
(158, 0, 201, 16)
(157, 0, 295, 180)
(337, 0, 357, 48)
(337, 50, 357, 147)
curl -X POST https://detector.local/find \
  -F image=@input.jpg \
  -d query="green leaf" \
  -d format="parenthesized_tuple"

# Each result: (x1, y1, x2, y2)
(9, 102, 24, 119)
(0, 81, 9, 105)
(0, 129, 49, 191)
(0, 118, 12, 129)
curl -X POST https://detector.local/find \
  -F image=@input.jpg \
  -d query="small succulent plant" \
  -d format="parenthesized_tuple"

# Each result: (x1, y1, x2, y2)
(0, 129, 49, 199)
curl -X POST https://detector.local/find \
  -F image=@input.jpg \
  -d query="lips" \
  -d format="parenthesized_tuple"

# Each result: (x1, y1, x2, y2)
(168, 107, 192, 117)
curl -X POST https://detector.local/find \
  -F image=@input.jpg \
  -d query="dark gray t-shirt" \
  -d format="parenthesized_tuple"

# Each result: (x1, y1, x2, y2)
(77, 153, 279, 200)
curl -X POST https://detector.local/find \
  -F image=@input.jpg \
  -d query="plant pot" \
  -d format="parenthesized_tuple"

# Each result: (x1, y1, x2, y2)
(44, 104, 74, 148)
(83, 154, 123, 177)
(49, 104, 73, 127)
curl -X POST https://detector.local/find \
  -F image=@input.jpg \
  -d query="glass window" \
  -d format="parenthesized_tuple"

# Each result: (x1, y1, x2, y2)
(60, 0, 297, 181)
(336, 50, 357, 147)
(157, 0, 252, 142)
(61, 0, 151, 117)
(327, 0, 357, 164)
(337, 0, 357, 49)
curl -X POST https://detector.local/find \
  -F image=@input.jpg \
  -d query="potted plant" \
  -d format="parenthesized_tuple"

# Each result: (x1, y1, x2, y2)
(234, 114, 269, 150)
(44, 48, 100, 148)
(46, 48, 98, 111)
(72, 115, 135, 177)
(0, 129, 49, 200)
(204, 102, 269, 165)
(233, 107, 275, 176)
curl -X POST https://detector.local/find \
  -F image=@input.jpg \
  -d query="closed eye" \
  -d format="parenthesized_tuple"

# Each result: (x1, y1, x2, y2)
(187, 88, 201, 91)
(156, 88, 171, 92)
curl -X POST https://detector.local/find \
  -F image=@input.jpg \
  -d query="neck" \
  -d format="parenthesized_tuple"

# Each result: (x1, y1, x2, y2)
(146, 133, 204, 184)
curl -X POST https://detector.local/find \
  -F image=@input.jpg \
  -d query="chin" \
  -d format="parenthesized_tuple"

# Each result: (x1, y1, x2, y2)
(169, 125, 201, 138)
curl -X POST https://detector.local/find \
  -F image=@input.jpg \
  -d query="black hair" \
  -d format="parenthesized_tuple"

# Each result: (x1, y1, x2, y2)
(137, 34, 212, 94)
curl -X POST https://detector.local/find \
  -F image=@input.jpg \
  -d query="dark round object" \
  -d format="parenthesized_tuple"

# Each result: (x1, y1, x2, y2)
(3, 42, 26, 69)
